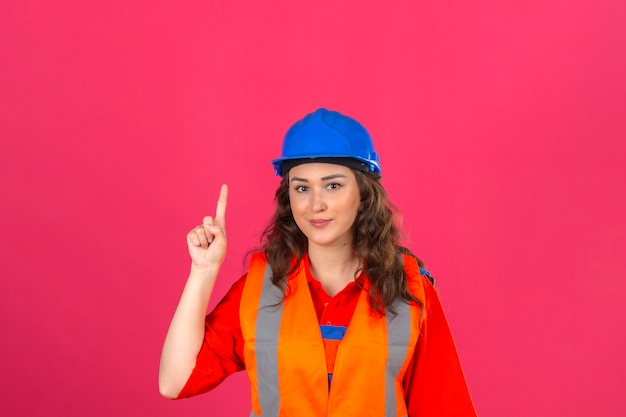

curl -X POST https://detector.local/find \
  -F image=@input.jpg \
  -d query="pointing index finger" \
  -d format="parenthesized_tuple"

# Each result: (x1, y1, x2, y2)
(214, 184, 228, 223)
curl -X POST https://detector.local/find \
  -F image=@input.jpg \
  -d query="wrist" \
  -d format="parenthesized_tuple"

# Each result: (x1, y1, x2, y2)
(189, 262, 220, 277)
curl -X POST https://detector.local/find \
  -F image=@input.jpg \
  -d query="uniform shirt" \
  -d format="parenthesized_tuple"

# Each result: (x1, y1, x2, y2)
(176, 256, 477, 417)
(177, 255, 361, 397)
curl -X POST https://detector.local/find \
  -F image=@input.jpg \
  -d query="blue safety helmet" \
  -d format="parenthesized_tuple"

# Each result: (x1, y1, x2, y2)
(271, 108, 381, 177)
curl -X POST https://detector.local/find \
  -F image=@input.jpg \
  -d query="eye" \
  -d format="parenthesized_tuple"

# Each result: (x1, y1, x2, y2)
(294, 185, 308, 193)
(327, 183, 342, 190)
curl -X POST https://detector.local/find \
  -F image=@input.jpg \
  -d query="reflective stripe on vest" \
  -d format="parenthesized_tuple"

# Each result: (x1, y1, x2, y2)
(241, 253, 424, 417)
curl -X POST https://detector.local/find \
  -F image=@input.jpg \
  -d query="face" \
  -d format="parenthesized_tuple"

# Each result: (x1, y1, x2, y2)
(288, 163, 361, 250)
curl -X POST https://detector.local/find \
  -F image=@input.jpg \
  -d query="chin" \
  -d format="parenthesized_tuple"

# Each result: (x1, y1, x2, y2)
(307, 234, 352, 248)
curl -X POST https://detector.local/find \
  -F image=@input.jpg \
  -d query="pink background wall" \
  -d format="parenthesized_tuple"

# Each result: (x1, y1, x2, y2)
(1, 1, 625, 416)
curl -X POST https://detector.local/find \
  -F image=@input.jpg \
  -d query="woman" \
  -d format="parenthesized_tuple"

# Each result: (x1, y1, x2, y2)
(159, 108, 477, 416)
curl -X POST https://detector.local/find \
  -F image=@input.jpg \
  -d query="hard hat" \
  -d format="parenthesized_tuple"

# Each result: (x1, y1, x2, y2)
(271, 108, 381, 177)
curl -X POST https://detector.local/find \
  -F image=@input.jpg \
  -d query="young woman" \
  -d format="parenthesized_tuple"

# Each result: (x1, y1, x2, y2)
(159, 108, 477, 416)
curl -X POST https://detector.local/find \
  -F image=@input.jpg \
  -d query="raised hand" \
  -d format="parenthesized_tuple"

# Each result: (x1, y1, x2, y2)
(186, 184, 228, 269)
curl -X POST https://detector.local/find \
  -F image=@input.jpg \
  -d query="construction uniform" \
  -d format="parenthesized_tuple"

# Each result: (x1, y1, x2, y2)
(177, 252, 477, 416)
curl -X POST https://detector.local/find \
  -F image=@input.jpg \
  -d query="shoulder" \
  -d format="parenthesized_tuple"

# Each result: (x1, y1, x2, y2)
(399, 252, 439, 311)
(245, 251, 269, 274)
(241, 251, 266, 284)
(248, 251, 267, 263)
(400, 252, 435, 286)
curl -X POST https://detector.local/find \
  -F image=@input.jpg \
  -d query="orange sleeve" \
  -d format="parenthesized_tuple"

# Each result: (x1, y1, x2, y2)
(175, 274, 247, 399)
(403, 276, 478, 416)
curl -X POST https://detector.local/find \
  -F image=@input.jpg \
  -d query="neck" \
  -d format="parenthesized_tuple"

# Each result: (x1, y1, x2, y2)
(307, 243, 361, 297)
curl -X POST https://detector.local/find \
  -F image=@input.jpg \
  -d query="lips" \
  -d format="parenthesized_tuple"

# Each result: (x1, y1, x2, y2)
(309, 219, 331, 228)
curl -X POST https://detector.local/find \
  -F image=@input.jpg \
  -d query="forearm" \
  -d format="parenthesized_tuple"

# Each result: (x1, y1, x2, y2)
(159, 264, 220, 398)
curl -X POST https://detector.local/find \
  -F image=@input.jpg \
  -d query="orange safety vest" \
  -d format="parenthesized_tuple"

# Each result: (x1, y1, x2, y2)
(240, 252, 426, 417)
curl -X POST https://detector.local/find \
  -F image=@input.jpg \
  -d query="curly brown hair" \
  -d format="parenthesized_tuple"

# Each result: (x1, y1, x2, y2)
(258, 167, 425, 314)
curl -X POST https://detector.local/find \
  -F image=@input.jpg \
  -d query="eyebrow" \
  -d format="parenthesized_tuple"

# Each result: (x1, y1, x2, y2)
(290, 174, 348, 183)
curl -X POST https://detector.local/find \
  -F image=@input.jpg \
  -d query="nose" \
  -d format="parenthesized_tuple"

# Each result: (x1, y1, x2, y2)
(311, 188, 326, 212)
